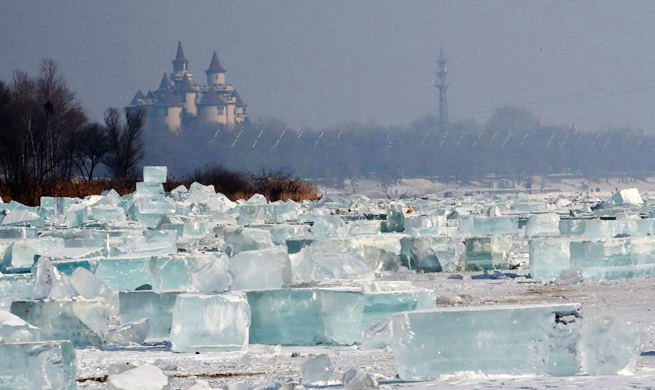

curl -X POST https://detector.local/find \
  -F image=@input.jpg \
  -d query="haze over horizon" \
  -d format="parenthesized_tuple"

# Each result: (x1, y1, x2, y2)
(2, 1, 655, 132)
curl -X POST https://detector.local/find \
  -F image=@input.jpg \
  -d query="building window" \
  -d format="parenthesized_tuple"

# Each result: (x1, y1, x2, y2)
(218, 106, 225, 115)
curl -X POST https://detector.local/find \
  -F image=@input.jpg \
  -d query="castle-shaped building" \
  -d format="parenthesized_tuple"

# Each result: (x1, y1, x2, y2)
(128, 41, 247, 132)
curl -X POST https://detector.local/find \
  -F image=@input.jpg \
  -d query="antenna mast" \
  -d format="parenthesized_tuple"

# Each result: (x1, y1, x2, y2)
(434, 47, 449, 133)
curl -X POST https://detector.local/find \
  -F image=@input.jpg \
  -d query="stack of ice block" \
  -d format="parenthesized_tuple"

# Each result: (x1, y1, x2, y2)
(459, 215, 518, 236)
(464, 236, 513, 270)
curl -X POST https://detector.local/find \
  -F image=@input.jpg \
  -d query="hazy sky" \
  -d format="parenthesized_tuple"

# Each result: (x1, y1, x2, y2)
(2, 1, 655, 132)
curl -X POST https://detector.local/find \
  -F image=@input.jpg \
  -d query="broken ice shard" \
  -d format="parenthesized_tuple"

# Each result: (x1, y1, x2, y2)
(10, 298, 110, 348)
(107, 364, 168, 390)
(464, 236, 513, 271)
(390, 303, 584, 379)
(0, 310, 42, 343)
(170, 292, 251, 352)
(301, 353, 332, 385)
(105, 318, 150, 346)
(0, 340, 76, 390)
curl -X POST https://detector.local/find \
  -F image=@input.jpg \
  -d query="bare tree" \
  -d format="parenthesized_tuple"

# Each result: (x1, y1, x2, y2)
(104, 108, 145, 179)
(71, 123, 109, 181)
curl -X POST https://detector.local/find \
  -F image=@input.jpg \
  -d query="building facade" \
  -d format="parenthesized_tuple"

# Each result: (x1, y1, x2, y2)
(128, 41, 247, 132)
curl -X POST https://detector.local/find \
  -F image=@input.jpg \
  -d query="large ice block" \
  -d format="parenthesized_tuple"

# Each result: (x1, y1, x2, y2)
(1, 210, 45, 228)
(310, 215, 348, 238)
(143, 165, 168, 183)
(70, 267, 119, 314)
(186, 256, 232, 294)
(247, 288, 322, 345)
(119, 290, 180, 338)
(170, 293, 251, 353)
(459, 216, 518, 236)
(529, 238, 572, 278)
(319, 282, 436, 345)
(389, 304, 583, 379)
(570, 237, 655, 280)
(10, 298, 111, 347)
(0, 274, 33, 309)
(229, 247, 292, 291)
(151, 254, 218, 292)
(290, 248, 373, 283)
(525, 214, 561, 237)
(0, 341, 76, 389)
(237, 204, 274, 226)
(381, 203, 404, 233)
(463, 236, 513, 270)
(404, 214, 448, 236)
(220, 226, 274, 255)
(95, 256, 155, 291)
(400, 236, 459, 272)
(0, 310, 42, 343)
(3, 237, 65, 269)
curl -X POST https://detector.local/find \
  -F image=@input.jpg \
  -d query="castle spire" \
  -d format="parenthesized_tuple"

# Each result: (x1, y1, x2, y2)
(172, 41, 189, 73)
(206, 51, 226, 74)
(158, 73, 170, 91)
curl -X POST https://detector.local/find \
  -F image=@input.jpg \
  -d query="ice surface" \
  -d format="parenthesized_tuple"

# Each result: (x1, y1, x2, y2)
(119, 291, 180, 338)
(10, 298, 110, 348)
(580, 317, 641, 375)
(525, 214, 561, 237)
(170, 293, 251, 352)
(310, 215, 348, 238)
(229, 247, 292, 290)
(237, 204, 274, 225)
(342, 367, 379, 390)
(105, 318, 150, 346)
(529, 238, 572, 278)
(404, 214, 448, 236)
(107, 364, 168, 390)
(301, 353, 332, 385)
(290, 249, 374, 283)
(464, 236, 513, 270)
(570, 237, 655, 280)
(247, 288, 322, 345)
(186, 255, 232, 294)
(143, 166, 168, 183)
(0, 310, 42, 343)
(32, 258, 78, 300)
(610, 188, 643, 206)
(400, 236, 459, 272)
(65, 203, 88, 228)
(70, 267, 119, 314)
(389, 303, 584, 379)
(220, 226, 274, 255)
(152, 254, 219, 292)
(0, 226, 35, 239)
(95, 256, 155, 291)
(91, 204, 127, 222)
(4, 237, 65, 268)
(459, 216, 518, 236)
(1, 210, 45, 227)
(0, 274, 33, 309)
(0, 340, 76, 389)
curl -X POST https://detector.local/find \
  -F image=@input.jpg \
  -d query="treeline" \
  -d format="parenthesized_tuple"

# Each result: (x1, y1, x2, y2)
(0, 60, 145, 204)
(144, 106, 655, 184)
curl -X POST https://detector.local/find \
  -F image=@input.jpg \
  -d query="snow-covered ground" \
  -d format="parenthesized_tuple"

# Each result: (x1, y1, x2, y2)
(77, 270, 655, 389)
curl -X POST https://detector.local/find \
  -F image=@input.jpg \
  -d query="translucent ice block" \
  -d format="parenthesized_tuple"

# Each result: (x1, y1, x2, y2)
(570, 237, 655, 280)
(529, 238, 572, 278)
(170, 293, 251, 353)
(4, 237, 65, 268)
(0, 310, 42, 343)
(151, 254, 219, 292)
(381, 203, 405, 233)
(95, 256, 155, 291)
(525, 214, 561, 237)
(400, 236, 459, 272)
(0, 274, 33, 309)
(105, 318, 150, 346)
(290, 249, 373, 283)
(91, 205, 127, 222)
(107, 364, 168, 390)
(10, 298, 111, 348)
(135, 182, 164, 196)
(229, 247, 292, 291)
(186, 256, 232, 294)
(247, 288, 322, 345)
(389, 303, 583, 379)
(220, 227, 274, 255)
(143, 166, 168, 183)
(300, 353, 332, 385)
(463, 236, 513, 271)
(119, 290, 180, 338)
(404, 214, 448, 236)
(0, 340, 76, 390)
(1, 210, 45, 228)
(459, 216, 518, 236)
(237, 204, 274, 226)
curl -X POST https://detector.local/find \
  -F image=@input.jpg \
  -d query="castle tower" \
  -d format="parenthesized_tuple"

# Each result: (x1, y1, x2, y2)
(434, 47, 449, 133)
(171, 41, 193, 89)
(206, 51, 226, 86)
(180, 73, 197, 117)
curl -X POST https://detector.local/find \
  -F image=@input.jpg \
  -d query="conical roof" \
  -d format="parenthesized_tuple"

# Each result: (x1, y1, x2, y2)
(206, 51, 226, 73)
(158, 73, 170, 91)
(130, 90, 145, 105)
(180, 74, 194, 93)
(173, 41, 188, 64)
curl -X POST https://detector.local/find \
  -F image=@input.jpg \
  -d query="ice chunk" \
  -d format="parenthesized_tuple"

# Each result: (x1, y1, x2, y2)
(0, 340, 76, 389)
(290, 249, 374, 283)
(310, 215, 348, 238)
(119, 291, 180, 338)
(0, 226, 35, 239)
(381, 202, 404, 233)
(170, 293, 251, 353)
(0, 310, 42, 343)
(105, 318, 150, 346)
(570, 237, 655, 280)
(186, 255, 232, 294)
(237, 203, 274, 225)
(11, 298, 111, 348)
(220, 226, 274, 255)
(152, 254, 219, 292)
(555, 268, 584, 285)
(32, 258, 78, 300)
(610, 188, 643, 206)
(529, 238, 572, 278)
(301, 353, 332, 385)
(70, 267, 119, 314)
(525, 214, 561, 237)
(580, 317, 641, 375)
(400, 236, 459, 272)
(389, 303, 583, 379)
(320, 283, 435, 345)
(247, 288, 322, 345)
(91, 205, 127, 222)
(1, 210, 45, 227)
(186, 379, 213, 390)
(342, 368, 379, 390)
(0, 274, 33, 309)
(107, 364, 168, 390)
(95, 256, 155, 291)
(347, 220, 382, 236)
(65, 203, 88, 228)
(229, 247, 292, 291)
(5, 237, 65, 268)
(143, 166, 168, 183)
(459, 216, 518, 236)
(463, 236, 513, 271)
(404, 214, 448, 236)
